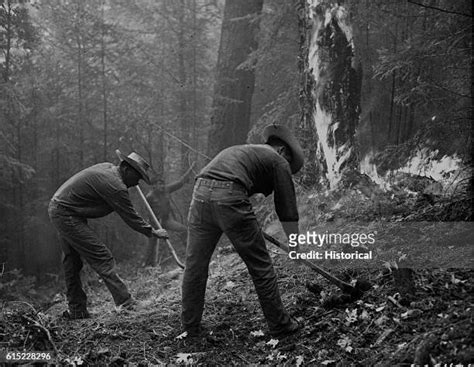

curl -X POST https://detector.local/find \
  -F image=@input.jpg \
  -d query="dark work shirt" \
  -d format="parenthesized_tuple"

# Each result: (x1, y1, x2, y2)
(52, 163, 154, 237)
(199, 144, 299, 235)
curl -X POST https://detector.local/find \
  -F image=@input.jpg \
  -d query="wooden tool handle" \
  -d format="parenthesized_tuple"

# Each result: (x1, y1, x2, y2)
(135, 186, 185, 269)
(262, 232, 354, 293)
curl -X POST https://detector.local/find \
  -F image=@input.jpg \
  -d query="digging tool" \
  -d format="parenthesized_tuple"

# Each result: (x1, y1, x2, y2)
(115, 149, 185, 269)
(135, 185, 185, 269)
(263, 232, 370, 299)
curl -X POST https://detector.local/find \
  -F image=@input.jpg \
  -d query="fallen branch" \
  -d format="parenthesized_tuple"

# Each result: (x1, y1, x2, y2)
(23, 315, 59, 356)
(233, 352, 250, 364)
(388, 295, 404, 309)
(374, 328, 394, 346)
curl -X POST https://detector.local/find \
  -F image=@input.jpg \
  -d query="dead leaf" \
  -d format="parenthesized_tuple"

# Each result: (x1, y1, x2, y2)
(296, 355, 304, 366)
(65, 357, 84, 366)
(375, 315, 389, 326)
(345, 308, 358, 325)
(451, 274, 467, 285)
(266, 339, 279, 348)
(375, 305, 386, 312)
(321, 360, 336, 366)
(223, 280, 237, 290)
(337, 336, 353, 353)
(360, 310, 370, 320)
(176, 353, 194, 364)
(97, 348, 110, 355)
(175, 331, 188, 340)
(317, 349, 329, 359)
(401, 309, 422, 319)
(250, 330, 264, 337)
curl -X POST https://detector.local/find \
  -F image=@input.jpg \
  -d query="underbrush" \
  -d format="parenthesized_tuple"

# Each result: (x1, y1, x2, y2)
(1, 177, 472, 365)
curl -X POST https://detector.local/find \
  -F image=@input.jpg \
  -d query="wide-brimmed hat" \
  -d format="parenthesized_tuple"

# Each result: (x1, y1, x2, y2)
(263, 124, 304, 174)
(115, 150, 152, 185)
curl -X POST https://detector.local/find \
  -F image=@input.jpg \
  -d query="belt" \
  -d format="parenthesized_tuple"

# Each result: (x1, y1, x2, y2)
(50, 198, 76, 213)
(196, 178, 247, 193)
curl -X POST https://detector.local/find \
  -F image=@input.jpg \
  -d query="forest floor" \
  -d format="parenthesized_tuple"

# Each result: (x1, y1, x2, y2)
(1, 185, 473, 366)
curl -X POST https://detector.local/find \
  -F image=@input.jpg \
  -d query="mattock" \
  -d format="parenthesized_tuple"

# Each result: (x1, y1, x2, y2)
(263, 232, 371, 300)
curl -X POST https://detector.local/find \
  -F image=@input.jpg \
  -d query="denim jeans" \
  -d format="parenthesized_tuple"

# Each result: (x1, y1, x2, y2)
(181, 179, 292, 334)
(48, 201, 131, 311)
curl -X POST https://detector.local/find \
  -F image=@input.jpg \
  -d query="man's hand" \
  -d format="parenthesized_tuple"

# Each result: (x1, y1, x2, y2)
(153, 228, 169, 239)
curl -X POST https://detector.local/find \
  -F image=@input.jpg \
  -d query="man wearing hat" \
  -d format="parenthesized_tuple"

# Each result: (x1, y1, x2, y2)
(181, 124, 304, 338)
(48, 151, 169, 319)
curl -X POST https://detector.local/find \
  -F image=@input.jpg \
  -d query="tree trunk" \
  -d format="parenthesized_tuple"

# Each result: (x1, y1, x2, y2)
(178, 0, 189, 171)
(3, 1, 12, 82)
(101, 1, 108, 161)
(191, 0, 198, 161)
(207, 0, 264, 157)
(76, 37, 84, 166)
(75, 2, 84, 167)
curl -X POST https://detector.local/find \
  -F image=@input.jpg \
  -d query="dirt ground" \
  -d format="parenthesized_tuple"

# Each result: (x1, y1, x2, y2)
(1, 244, 473, 366)
(1, 187, 473, 365)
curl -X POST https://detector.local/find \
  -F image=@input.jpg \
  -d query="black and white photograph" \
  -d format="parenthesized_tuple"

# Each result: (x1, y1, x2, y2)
(0, 0, 472, 365)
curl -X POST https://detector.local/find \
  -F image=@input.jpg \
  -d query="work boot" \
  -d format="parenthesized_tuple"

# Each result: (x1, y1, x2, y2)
(179, 325, 209, 340)
(270, 318, 301, 339)
(118, 297, 138, 310)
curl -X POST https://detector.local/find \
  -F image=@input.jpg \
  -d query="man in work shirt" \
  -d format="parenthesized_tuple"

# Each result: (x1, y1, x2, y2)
(48, 151, 168, 319)
(181, 124, 304, 338)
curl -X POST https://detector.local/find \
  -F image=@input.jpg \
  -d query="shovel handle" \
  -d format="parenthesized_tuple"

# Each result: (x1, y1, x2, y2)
(263, 232, 355, 293)
(135, 185, 185, 269)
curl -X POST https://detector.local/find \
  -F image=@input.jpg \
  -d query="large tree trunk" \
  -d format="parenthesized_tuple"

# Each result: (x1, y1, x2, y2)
(303, 1, 362, 188)
(100, 1, 108, 162)
(207, 0, 264, 157)
(177, 0, 190, 172)
(3, 1, 12, 82)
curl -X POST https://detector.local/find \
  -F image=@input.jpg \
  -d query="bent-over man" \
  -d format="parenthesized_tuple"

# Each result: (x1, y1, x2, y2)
(181, 124, 304, 338)
(48, 151, 168, 319)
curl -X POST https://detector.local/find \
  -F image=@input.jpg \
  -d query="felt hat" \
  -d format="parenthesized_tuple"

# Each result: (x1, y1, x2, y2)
(263, 124, 304, 174)
(115, 150, 152, 185)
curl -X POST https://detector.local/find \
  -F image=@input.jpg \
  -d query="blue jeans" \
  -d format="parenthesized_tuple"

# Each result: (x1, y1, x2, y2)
(181, 179, 292, 334)
(48, 201, 131, 311)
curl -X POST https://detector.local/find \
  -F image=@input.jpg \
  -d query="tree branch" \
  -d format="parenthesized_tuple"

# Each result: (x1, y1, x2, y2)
(23, 315, 59, 355)
(407, 0, 473, 18)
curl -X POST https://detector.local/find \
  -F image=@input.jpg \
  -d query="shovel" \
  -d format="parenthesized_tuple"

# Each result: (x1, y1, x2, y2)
(263, 232, 370, 299)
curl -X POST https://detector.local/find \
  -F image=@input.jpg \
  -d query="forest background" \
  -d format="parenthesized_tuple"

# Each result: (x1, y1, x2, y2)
(0, 0, 472, 279)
